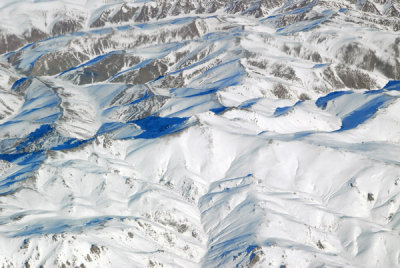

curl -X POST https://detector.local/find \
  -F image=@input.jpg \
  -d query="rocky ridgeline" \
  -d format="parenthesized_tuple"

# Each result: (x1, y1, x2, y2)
(0, 0, 399, 54)
(0, 1, 398, 103)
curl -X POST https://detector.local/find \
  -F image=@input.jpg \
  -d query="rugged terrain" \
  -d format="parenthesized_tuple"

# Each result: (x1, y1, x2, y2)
(0, 0, 400, 267)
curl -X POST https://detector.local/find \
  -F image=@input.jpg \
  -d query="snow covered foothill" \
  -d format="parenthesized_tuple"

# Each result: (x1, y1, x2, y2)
(1, 82, 400, 267)
(0, 0, 400, 267)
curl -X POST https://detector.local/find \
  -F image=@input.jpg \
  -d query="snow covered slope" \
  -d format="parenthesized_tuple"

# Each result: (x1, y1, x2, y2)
(0, 0, 400, 267)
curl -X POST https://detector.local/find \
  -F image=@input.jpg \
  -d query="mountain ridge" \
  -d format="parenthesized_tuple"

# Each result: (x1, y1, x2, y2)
(0, 0, 400, 267)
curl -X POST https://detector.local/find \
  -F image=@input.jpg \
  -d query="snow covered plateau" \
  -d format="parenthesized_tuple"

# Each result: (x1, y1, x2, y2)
(0, 0, 400, 267)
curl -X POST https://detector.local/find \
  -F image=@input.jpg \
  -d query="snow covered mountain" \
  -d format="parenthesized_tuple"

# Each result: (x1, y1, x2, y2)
(0, 0, 400, 267)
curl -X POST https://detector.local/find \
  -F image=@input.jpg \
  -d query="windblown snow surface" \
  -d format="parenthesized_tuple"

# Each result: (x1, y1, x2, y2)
(1, 0, 400, 267)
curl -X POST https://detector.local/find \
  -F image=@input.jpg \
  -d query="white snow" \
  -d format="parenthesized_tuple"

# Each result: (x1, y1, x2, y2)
(0, 0, 400, 267)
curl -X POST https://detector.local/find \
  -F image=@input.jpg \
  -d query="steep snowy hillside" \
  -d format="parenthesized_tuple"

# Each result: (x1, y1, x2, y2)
(0, 0, 400, 267)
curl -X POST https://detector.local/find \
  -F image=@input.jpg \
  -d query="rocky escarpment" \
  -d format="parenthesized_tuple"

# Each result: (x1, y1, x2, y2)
(0, 0, 400, 54)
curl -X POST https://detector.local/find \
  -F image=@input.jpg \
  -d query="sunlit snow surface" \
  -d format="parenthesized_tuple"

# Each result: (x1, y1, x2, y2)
(1, 1, 400, 267)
